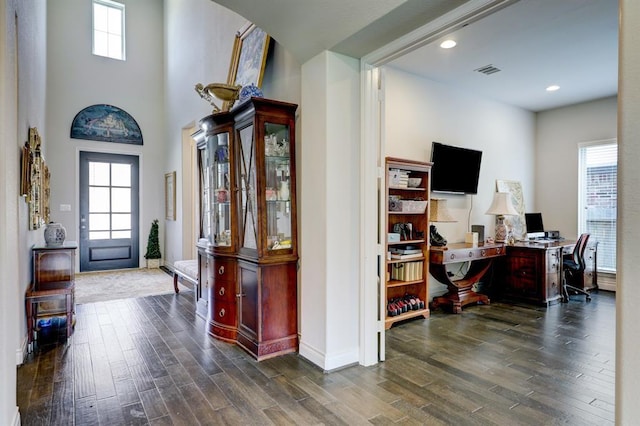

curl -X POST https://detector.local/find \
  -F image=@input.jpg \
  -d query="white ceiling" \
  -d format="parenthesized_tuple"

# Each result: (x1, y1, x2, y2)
(387, 0, 619, 112)
(213, 0, 618, 112)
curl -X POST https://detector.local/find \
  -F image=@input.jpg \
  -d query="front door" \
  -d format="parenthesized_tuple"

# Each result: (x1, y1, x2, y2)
(79, 151, 140, 271)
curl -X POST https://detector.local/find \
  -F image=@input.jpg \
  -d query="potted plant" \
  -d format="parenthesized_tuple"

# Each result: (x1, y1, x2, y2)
(144, 219, 161, 268)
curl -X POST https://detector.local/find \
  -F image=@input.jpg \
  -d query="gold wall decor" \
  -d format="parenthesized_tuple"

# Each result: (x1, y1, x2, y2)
(23, 127, 50, 230)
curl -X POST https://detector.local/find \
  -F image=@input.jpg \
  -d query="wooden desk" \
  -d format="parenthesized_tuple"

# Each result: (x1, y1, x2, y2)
(501, 240, 573, 306)
(429, 243, 505, 313)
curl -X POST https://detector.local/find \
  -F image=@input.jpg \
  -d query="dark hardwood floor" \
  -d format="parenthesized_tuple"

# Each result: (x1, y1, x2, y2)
(17, 290, 615, 425)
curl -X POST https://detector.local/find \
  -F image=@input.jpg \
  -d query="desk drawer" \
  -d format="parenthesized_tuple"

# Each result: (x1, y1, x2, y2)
(442, 246, 504, 263)
(211, 298, 237, 327)
(504, 253, 540, 298)
(213, 279, 236, 302)
(213, 258, 236, 281)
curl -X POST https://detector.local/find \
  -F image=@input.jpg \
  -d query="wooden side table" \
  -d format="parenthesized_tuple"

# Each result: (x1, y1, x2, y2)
(25, 281, 75, 351)
(27, 242, 77, 351)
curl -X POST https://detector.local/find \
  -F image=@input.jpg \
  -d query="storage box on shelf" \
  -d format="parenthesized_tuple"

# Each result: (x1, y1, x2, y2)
(385, 157, 432, 329)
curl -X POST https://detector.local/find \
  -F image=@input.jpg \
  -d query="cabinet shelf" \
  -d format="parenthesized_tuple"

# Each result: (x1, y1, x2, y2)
(385, 308, 429, 329)
(388, 239, 425, 246)
(384, 157, 432, 329)
(388, 211, 426, 216)
(387, 257, 424, 265)
(387, 279, 423, 288)
(389, 186, 426, 192)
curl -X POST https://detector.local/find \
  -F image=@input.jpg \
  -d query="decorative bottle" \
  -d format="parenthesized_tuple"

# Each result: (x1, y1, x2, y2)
(278, 180, 290, 201)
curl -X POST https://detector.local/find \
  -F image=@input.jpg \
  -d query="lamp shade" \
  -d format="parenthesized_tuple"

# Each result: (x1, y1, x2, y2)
(430, 198, 456, 222)
(485, 192, 518, 216)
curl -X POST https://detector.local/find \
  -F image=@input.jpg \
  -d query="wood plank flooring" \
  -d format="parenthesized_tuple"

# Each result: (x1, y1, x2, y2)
(17, 290, 615, 425)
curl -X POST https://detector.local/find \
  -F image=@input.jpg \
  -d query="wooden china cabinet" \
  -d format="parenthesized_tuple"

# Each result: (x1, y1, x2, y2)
(194, 97, 298, 360)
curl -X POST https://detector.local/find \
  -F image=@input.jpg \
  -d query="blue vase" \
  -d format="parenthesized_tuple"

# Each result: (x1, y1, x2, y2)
(239, 84, 264, 101)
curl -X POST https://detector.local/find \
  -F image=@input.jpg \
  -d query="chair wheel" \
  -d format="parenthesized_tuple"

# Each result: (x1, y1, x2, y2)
(586, 296, 592, 302)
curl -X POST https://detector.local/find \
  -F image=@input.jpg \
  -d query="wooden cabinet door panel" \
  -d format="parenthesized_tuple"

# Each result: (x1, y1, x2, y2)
(506, 253, 539, 298)
(238, 263, 259, 340)
(260, 264, 297, 341)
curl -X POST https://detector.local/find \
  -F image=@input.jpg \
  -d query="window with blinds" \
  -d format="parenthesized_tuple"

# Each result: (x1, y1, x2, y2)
(578, 141, 617, 272)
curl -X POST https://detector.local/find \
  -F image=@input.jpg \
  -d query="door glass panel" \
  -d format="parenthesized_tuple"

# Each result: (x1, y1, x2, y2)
(89, 162, 110, 186)
(111, 188, 131, 212)
(211, 132, 232, 247)
(88, 160, 133, 240)
(112, 230, 131, 239)
(264, 122, 292, 251)
(89, 213, 110, 231)
(90, 231, 110, 240)
(238, 125, 257, 250)
(111, 163, 131, 186)
(112, 213, 131, 230)
(90, 187, 110, 212)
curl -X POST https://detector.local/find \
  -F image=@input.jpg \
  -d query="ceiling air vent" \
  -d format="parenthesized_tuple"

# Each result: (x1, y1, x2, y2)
(474, 64, 501, 75)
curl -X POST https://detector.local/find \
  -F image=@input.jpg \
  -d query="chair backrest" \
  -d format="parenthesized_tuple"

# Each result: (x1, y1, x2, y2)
(571, 233, 591, 271)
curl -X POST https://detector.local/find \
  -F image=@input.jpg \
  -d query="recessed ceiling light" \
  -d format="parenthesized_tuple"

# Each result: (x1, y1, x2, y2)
(440, 40, 457, 49)
(546, 85, 560, 92)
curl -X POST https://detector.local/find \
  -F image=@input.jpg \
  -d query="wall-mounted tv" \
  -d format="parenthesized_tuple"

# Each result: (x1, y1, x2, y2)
(430, 142, 483, 194)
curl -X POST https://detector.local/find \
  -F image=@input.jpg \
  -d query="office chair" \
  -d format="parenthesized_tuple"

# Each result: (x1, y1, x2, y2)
(562, 233, 592, 302)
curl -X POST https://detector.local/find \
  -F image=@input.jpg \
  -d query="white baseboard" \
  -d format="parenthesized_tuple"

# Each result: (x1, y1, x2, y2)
(299, 340, 359, 372)
(10, 407, 20, 426)
(597, 272, 616, 292)
(16, 334, 27, 365)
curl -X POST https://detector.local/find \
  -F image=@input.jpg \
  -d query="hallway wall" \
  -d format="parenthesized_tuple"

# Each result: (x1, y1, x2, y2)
(162, 0, 301, 269)
(45, 0, 165, 277)
(1, 1, 47, 424)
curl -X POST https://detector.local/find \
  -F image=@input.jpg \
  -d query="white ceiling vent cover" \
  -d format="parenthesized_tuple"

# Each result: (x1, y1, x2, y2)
(475, 64, 501, 75)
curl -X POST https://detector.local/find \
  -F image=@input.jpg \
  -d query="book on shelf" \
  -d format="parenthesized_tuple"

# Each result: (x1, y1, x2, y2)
(390, 261, 423, 281)
(390, 247, 422, 255)
(390, 253, 423, 260)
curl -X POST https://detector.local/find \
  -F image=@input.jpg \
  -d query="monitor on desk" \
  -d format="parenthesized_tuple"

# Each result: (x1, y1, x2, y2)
(525, 213, 545, 239)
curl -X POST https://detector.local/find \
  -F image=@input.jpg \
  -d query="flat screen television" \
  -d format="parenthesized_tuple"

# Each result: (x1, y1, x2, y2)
(430, 142, 483, 194)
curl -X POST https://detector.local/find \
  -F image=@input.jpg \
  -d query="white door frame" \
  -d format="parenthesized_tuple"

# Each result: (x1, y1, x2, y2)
(359, 0, 519, 364)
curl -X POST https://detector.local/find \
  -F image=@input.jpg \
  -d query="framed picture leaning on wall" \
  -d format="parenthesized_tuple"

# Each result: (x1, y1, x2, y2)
(226, 23, 270, 105)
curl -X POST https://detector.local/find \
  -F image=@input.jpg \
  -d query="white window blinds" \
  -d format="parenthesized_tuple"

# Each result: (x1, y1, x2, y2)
(579, 141, 617, 272)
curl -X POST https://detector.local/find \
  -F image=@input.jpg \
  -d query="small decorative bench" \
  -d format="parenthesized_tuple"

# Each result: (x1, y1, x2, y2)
(173, 259, 198, 293)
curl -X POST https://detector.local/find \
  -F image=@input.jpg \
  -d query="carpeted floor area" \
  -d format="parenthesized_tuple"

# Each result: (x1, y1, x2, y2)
(75, 268, 191, 304)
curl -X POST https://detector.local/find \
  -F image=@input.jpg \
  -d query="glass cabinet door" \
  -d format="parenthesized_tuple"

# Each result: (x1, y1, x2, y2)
(199, 144, 213, 244)
(209, 132, 232, 247)
(264, 122, 293, 252)
(238, 125, 258, 251)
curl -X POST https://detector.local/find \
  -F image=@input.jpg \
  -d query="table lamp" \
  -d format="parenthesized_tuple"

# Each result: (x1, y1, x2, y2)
(430, 198, 456, 246)
(485, 192, 518, 243)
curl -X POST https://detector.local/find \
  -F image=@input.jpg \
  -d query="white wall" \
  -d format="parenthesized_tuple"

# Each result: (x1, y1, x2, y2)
(1, 0, 47, 424)
(618, 1, 640, 421)
(163, 0, 301, 268)
(45, 0, 165, 274)
(383, 66, 536, 298)
(535, 96, 617, 239)
(299, 51, 361, 370)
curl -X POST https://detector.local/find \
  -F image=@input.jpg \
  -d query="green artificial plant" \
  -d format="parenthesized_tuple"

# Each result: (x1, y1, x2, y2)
(144, 219, 162, 259)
